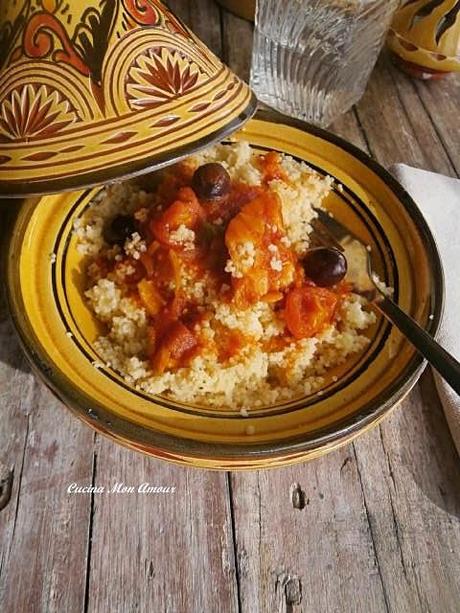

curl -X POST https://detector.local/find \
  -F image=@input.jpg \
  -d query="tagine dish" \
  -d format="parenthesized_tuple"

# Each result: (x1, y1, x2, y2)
(6, 113, 443, 467)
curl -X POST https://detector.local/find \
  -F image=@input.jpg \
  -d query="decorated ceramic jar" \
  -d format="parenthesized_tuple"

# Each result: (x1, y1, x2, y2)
(0, 0, 256, 196)
(388, 0, 460, 79)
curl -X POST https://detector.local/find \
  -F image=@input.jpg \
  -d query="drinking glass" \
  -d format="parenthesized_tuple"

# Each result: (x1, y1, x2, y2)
(250, 0, 400, 127)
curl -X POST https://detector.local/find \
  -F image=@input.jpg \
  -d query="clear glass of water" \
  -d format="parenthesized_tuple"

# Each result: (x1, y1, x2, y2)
(250, 0, 400, 127)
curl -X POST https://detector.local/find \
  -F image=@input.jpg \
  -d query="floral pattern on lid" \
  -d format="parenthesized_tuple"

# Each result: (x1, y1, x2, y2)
(0, 0, 256, 196)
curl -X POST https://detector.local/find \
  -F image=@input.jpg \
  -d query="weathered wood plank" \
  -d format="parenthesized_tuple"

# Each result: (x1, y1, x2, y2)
(353, 373, 460, 613)
(230, 449, 390, 613)
(354, 53, 456, 177)
(387, 55, 458, 179)
(221, 9, 254, 83)
(167, 0, 223, 56)
(412, 74, 460, 178)
(231, 379, 460, 613)
(0, 283, 34, 605)
(0, 198, 96, 611)
(0, 401, 94, 613)
(86, 437, 239, 613)
(330, 110, 369, 152)
(0, 308, 95, 612)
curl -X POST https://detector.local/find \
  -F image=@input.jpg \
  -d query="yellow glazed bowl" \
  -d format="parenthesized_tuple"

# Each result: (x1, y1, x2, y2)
(6, 111, 444, 470)
(0, 0, 255, 197)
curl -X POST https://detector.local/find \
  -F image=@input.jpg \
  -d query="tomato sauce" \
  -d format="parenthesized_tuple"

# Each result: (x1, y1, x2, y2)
(100, 160, 351, 371)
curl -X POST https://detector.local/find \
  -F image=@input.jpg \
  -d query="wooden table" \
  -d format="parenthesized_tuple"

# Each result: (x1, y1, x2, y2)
(1, 2, 459, 611)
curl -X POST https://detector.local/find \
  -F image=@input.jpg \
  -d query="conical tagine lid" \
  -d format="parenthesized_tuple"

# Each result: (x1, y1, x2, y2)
(0, 0, 256, 197)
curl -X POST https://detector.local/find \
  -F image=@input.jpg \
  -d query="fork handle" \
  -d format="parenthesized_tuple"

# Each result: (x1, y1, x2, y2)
(377, 296, 460, 395)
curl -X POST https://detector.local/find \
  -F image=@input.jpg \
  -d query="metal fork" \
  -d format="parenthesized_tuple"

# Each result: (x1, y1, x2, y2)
(312, 207, 460, 395)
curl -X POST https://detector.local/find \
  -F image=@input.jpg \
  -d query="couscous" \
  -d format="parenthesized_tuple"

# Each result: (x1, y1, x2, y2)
(74, 142, 375, 409)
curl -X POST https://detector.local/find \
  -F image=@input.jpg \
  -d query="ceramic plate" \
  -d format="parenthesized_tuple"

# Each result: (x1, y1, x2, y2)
(5, 111, 444, 470)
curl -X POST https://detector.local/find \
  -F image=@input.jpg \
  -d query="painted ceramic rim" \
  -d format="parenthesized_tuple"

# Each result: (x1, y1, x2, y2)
(6, 109, 445, 467)
(1, 94, 258, 198)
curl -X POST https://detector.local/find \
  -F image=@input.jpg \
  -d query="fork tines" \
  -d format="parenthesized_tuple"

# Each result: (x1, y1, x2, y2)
(311, 213, 345, 252)
(312, 207, 364, 252)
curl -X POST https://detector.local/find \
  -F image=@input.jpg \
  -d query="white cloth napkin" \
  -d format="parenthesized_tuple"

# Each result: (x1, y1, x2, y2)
(391, 164, 460, 455)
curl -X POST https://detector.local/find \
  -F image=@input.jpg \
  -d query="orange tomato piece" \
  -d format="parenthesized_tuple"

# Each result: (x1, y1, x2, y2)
(151, 321, 198, 374)
(146, 325, 157, 356)
(225, 191, 295, 307)
(139, 252, 155, 278)
(285, 286, 338, 339)
(154, 163, 194, 203)
(226, 191, 282, 253)
(137, 279, 164, 317)
(214, 325, 245, 363)
(263, 291, 284, 303)
(144, 245, 183, 294)
(150, 187, 205, 248)
(153, 293, 187, 342)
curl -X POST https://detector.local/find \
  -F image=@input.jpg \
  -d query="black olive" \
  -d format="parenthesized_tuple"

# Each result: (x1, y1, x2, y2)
(104, 215, 137, 245)
(302, 247, 347, 287)
(192, 163, 231, 200)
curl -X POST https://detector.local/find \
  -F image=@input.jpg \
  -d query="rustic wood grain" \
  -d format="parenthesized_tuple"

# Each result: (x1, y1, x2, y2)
(86, 437, 238, 613)
(354, 54, 456, 177)
(0, 280, 95, 612)
(221, 9, 254, 83)
(385, 56, 459, 179)
(230, 451, 390, 613)
(412, 75, 460, 177)
(167, 0, 223, 56)
(353, 373, 460, 613)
